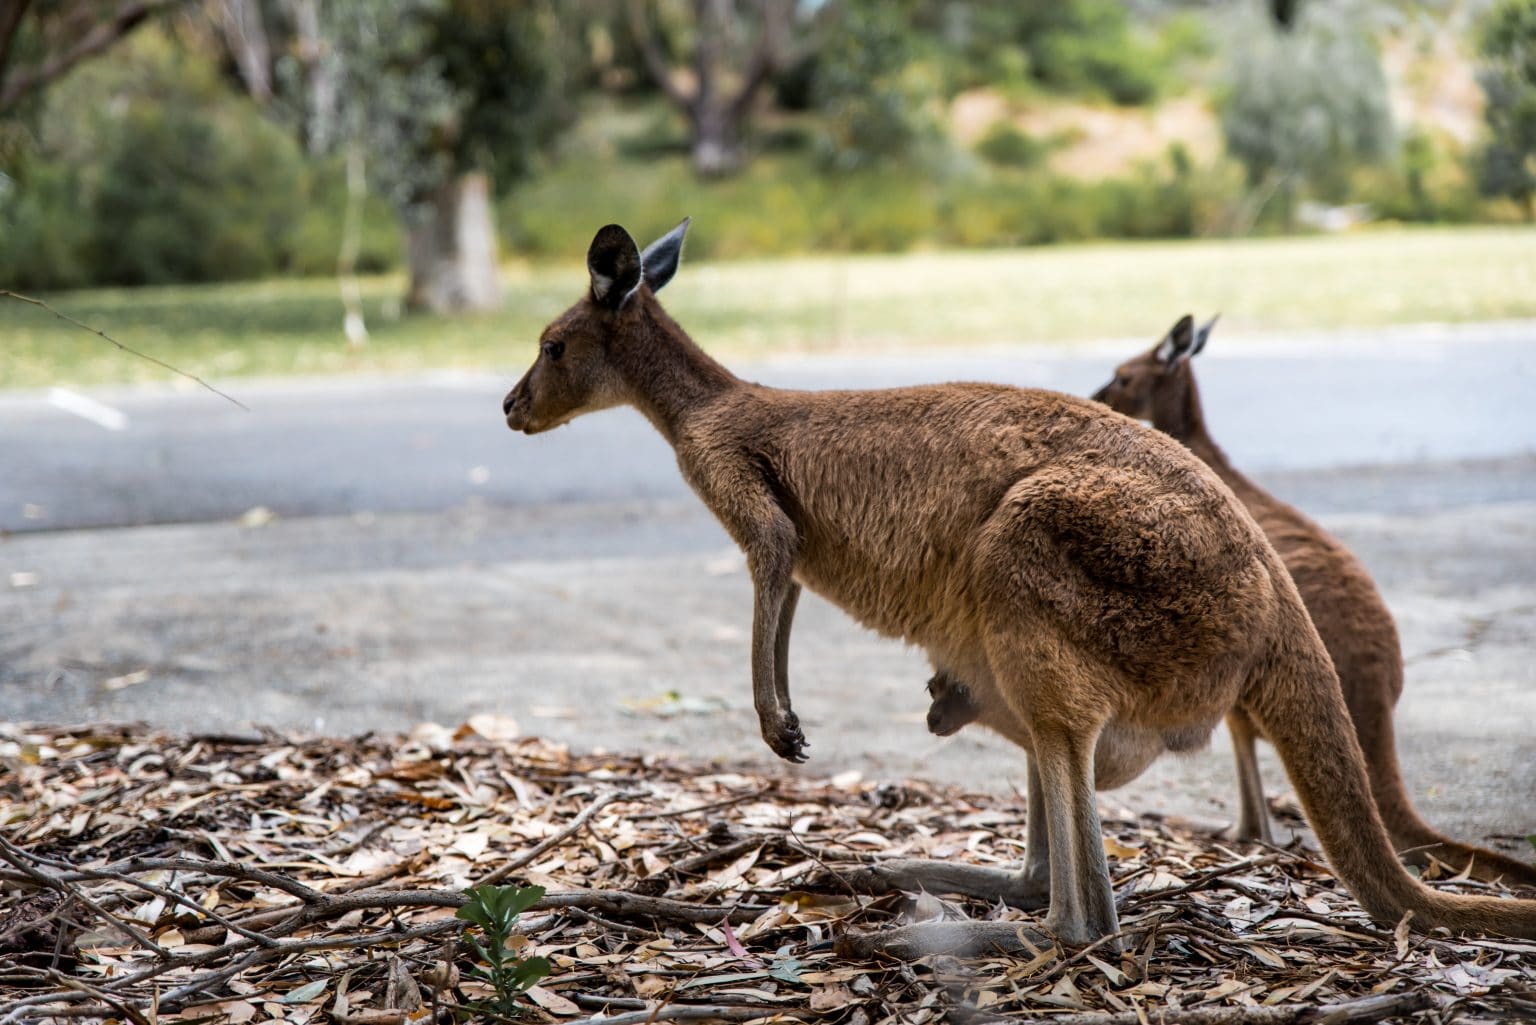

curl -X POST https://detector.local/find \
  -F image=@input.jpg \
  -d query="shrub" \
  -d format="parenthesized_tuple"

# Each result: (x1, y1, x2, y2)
(975, 124, 1048, 168)
(88, 102, 309, 285)
(0, 163, 94, 291)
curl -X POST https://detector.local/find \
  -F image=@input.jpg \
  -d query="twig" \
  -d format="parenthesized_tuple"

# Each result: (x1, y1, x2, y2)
(625, 789, 770, 822)
(477, 788, 644, 886)
(0, 289, 248, 409)
(964, 989, 1432, 1025)
(0, 837, 167, 958)
(561, 1003, 807, 1025)
(1120, 854, 1286, 906)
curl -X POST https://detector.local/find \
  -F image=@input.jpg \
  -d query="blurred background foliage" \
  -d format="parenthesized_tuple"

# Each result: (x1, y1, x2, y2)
(0, 0, 1533, 296)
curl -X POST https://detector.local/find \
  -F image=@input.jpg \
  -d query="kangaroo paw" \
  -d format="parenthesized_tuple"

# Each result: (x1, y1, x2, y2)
(760, 709, 808, 763)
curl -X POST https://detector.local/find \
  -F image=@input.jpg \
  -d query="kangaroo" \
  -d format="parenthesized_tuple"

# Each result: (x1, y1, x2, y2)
(501, 219, 1536, 948)
(1088, 314, 1536, 886)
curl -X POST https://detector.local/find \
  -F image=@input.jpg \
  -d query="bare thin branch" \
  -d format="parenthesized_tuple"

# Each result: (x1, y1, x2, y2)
(0, 290, 248, 409)
(625, 0, 695, 115)
(0, 0, 194, 113)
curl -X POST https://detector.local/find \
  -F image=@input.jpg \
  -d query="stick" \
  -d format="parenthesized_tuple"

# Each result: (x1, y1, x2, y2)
(0, 837, 167, 958)
(477, 788, 644, 886)
(561, 1004, 810, 1025)
(961, 990, 1432, 1025)
(0, 289, 248, 409)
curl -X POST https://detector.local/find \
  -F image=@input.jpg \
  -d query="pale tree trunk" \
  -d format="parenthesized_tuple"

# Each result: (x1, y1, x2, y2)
(338, 144, 369, 346)
(218, 0, 271, 102)
(282, 0, 336, 155)
(405, 170, 502, 315)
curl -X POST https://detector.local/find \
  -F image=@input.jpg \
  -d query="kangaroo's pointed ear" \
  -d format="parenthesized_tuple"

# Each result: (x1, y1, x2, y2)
(1191, 313, 1219, 357)
(588, 224, 643, 309)
(641, 216, 690, 294)
(1154, 314, 1196, 365)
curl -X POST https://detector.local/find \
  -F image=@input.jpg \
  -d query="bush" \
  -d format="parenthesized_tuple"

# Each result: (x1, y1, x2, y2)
(0, 163, 95, 291)
(975, 124, 1048, 168)
(88, 103, 309, 285)
(0, 28, 342, 289)
(1474, 0, 1536, 218)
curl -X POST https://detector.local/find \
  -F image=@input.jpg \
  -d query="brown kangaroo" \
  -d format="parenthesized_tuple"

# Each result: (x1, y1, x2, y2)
(1087, 314, 1536, 886)
(502, 220, 1536, 947)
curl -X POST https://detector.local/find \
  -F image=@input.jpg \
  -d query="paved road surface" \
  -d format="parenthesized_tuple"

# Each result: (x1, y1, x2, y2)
(4, 324, 1535, 533)
(2, 325, 1534, 865)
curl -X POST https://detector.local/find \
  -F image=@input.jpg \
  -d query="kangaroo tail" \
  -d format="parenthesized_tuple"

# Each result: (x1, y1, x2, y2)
(1244, 601, 1536, 938)
(1350, 685, 1536, 889)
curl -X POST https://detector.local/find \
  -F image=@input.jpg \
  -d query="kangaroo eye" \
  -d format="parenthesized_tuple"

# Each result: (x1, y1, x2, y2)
(1116, 375, 1129, 387)
(543, 340, 565, 361)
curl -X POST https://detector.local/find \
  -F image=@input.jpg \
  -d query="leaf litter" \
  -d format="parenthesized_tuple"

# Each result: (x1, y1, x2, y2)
(2, 721, 1533, 1024)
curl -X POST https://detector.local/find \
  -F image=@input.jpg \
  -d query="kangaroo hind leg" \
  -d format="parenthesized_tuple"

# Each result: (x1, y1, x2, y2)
(987, 635, 1121, 948)
(1226, 708, 1274, 843)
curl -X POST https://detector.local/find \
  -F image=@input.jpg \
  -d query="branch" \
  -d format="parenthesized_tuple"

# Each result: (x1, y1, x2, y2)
(625, 0, 695, 116)
(477, 788, 643, 886)
(0, 837, 168, 959)
(0, 0, 34, 88)
(562, 1004, 807, 1025)
(0, 0, 193, 113)
(961, 990, 1433, 1025)
(726, 0, 791, 121)
(0, 290, 248, 409)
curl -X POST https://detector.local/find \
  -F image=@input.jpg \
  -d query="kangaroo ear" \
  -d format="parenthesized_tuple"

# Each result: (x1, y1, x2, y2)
(641, 217, 690, 294)
(1191, 313, 1219, 357)
(1154, 314, 1196, 365)
(588, 224, 643, 309)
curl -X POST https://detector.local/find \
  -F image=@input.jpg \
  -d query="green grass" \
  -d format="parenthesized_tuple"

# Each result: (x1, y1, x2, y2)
(3, 226, 1533, 391)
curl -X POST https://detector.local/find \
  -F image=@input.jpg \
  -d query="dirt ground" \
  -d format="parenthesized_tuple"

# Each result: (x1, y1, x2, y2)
(4, 455, 1534, 864)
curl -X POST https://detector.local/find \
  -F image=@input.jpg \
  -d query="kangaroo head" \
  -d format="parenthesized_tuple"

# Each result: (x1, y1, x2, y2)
(503, 218, 690, 434)
(1091, 313, 1217, 421)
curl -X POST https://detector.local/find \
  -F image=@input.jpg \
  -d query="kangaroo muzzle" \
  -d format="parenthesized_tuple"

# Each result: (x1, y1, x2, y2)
(503, 379, 531, 432)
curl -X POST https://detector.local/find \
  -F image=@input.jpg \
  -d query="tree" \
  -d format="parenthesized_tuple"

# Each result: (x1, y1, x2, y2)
(0, 0, 195, 114)
(1475, 0, 1536, 220)
(1219, 2, 1392, 230)
(215, 0, 570, 315)
(626, 0, 798, 177)
(810, 0, 938, 171)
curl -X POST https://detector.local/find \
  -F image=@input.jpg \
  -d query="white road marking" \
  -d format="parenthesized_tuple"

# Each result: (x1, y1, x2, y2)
(47, 388, 128, 431)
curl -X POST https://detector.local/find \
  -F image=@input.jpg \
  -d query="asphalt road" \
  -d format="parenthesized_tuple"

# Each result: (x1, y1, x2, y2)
(2, 325, 1534, 862)
(4, 323, 1535, 533)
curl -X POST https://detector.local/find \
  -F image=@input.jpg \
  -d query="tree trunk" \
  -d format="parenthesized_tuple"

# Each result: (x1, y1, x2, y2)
(404, 171, 502, 315)
(691, 105, 742, 177)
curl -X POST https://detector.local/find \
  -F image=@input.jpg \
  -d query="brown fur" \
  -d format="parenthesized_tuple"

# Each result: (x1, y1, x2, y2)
(1091, 315, 1536, 888)
(503, 223, 1536, 946)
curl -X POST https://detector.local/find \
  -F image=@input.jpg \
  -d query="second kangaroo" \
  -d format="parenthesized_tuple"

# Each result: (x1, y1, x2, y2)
(1087, 314, 1536, 886)
(503, 220, 1536, 949)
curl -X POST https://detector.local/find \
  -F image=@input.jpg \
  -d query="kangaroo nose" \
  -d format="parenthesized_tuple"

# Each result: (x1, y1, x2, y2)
(502, 390, 516, 416)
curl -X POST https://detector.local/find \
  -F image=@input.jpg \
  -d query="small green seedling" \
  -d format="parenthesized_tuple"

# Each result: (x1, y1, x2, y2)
(455, 883, 550, 1015)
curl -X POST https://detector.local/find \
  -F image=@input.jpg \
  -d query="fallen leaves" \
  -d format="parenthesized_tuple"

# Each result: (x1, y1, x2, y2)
(1, 721, 1533, 1025)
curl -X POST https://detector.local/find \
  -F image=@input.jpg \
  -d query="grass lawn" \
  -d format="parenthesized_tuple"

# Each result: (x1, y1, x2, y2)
(3, 225, 1533, 391)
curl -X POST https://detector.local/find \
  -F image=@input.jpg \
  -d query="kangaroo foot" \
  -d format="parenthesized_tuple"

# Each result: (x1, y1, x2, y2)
(759, 708, 808, 763)
(837, 919, 1051, 960)
(836, 859, 1050, 911)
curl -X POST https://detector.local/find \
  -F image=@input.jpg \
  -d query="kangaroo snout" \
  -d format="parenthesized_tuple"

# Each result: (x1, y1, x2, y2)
(503, 383, 529, 432)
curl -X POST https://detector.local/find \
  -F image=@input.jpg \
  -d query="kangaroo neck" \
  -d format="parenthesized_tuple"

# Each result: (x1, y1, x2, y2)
(614, 295, 738, 444)
(1150, 369, 1261, 502)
